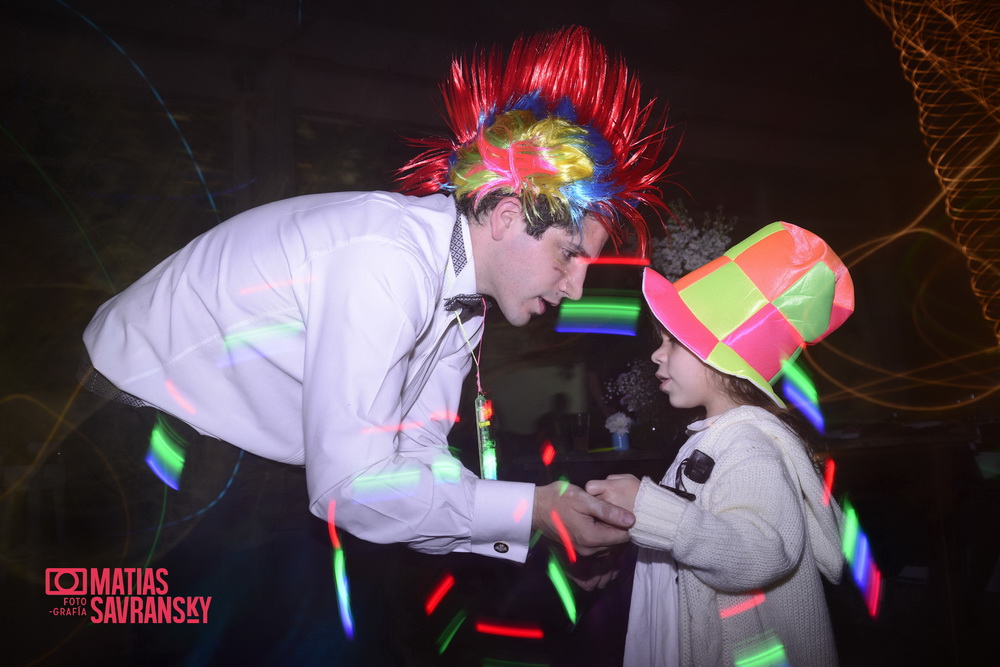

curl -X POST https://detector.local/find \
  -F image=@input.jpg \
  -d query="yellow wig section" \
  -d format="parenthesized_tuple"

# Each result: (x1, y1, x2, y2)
(449, 110, 596, 220)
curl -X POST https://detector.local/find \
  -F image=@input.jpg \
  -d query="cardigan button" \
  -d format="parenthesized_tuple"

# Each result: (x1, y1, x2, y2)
(493, 542, 509, 554)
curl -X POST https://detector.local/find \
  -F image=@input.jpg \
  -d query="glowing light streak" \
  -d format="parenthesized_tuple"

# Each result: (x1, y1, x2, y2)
(429, 409, 460, 423)
(513, 498, 529, 523)
(164, 380, 196, 415)
(583, 256, 650, 266)
(841, 498, 882, 618)
(781, 360, 818, 404)
(808, 342, 1000, 411)
(549, 510, 577, 563)
(866, 0, 1000, 343)
(799, 190, 999, 413)
(332, 549, 354, 639)
(546, 552, 577, 624)
(779, 359, 824, 433)
(53, 0, 220, 221)
(733, 632, 789, 667)
(152, 453, 243, 531)
(145, 414, 186, 490)
(432, 457, 462, 484)
(327, 501, 354, 638)
(866, 567, 883, 619)
(436, 610, 467, 655)
(719, 591, 766, 619)
(239, 276, 314, 295)
(977, 451, 1000, 479)
(541, 440, 556, 466)
(0, 123, 116, 293)
(424, 573, 455, 615)
(326, 501, 341, 549)
(223, 322, 304, 350)
(822, 458, 836, 507)
(361, 421, 424, 434)
(781, 380, 824, 434)
(556, 292, 642, 336)
(529, 530, 543, 549)
(475, 620, 544, 639)
(217, 323, 304, 367)
(852, 533, 871, 589)
(351, 470, 420, 503)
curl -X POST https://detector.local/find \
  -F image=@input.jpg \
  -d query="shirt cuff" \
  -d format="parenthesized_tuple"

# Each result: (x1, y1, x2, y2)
(469, 479, 535, 563)
(629, 476, 688, 551)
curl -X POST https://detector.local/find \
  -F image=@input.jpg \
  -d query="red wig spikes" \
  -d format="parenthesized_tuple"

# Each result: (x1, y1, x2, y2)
(396, 26, 678, 253)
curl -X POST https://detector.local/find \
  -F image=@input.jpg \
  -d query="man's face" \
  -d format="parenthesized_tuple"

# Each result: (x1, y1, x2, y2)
(488, 214, 609, 327)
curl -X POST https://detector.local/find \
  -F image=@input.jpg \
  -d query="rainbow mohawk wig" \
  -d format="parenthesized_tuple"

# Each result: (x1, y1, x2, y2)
(396, 26, 676, 250)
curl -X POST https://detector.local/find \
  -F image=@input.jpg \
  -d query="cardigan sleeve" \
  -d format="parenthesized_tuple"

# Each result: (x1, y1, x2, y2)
(630, 477, 688, 551)
(630, 421, 808, 594)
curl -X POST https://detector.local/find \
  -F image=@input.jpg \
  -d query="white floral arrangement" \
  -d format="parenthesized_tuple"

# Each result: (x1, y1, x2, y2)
(606, 359, 660, 414)
(650, 200, 735, 282)
(605, 411, 633, 435)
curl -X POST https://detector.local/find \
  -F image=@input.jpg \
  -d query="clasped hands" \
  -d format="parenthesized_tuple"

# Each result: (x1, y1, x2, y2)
(532, 474, 641, 591)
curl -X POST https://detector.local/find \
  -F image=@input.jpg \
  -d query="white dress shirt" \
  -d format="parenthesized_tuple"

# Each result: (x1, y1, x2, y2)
(83, 191, 535, 562)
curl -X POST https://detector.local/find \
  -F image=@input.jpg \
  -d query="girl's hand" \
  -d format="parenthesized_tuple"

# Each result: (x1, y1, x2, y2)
(585, 474, 641, 514)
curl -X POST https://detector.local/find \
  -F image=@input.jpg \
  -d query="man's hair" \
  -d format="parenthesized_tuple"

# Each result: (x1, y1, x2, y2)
(450, 108, 597, 238)
(396, 26, 676, 253)
(455, 190, 574, 239)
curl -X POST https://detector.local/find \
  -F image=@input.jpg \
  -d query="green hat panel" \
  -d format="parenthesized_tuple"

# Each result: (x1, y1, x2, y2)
(772, 262, 837, 342)
(678, 261, 766, 340)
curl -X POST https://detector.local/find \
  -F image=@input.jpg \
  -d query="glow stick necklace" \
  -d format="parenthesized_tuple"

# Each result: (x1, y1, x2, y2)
(455, 299, 497, 480)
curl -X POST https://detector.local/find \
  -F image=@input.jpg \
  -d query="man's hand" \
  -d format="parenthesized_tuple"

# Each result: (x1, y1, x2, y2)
(567, 548, 625, 591)
(585, 474, 641, 513)
(532, 481, 635, 558)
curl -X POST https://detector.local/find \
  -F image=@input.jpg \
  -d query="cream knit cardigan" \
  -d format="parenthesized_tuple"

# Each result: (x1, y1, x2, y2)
(628, 406, 844, 666)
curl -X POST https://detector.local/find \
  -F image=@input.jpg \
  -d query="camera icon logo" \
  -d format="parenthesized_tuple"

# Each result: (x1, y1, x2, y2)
(45, 568, 88, 595)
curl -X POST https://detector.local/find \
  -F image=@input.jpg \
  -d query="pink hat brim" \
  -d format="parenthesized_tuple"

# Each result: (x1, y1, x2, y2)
(641, 267, 787, 408)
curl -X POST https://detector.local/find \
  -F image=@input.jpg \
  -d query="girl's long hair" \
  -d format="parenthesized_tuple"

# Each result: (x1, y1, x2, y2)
(714, 372, 825, 471)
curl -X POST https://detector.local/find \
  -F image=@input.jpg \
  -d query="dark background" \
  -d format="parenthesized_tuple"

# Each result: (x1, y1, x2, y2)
(2, 1, 998, 665)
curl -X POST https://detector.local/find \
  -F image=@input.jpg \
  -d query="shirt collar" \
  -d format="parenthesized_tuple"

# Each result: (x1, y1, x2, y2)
(686, 413, 722, 435)
(443, 213, 490, 316)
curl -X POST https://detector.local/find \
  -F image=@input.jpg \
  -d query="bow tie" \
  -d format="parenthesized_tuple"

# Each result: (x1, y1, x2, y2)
(445, 294, 491, 319)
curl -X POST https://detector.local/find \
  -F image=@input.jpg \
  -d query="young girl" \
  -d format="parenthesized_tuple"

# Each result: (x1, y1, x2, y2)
(588, 222, 853, 666)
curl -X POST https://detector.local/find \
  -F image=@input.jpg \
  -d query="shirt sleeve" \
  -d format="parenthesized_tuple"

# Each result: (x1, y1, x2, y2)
(299, 239, 533, 562)
(630, 427, 806, 593)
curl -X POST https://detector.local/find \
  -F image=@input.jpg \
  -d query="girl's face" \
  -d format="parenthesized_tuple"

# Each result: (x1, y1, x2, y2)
(650, 330, 739, 418)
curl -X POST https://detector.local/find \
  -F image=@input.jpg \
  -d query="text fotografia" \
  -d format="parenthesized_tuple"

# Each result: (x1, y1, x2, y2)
(45, 567, 211, 624)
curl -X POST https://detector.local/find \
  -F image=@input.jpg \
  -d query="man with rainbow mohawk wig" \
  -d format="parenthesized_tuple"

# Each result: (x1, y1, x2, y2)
(75, 25, 674, 663)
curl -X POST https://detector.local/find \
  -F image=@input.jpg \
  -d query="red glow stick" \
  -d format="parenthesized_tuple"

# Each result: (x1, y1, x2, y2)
(549, 510, 577, 563)
(475, 620, 544, 639)
(424, 573, 455, 615)
(719, 591, 766, 619)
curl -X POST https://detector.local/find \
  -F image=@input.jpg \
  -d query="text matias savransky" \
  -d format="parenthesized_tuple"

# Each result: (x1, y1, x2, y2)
(46, 567, 211, 623)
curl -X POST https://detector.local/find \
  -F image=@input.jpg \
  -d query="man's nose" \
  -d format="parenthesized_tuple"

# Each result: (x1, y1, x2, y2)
(560, 260, 587, 300)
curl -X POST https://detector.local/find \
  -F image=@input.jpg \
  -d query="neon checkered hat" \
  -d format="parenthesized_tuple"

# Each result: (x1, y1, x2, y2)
(642, 221, 854, 408)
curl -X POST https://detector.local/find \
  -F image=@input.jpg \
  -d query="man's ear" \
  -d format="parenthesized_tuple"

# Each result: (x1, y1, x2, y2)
(488, 197, 523, 241)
